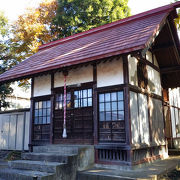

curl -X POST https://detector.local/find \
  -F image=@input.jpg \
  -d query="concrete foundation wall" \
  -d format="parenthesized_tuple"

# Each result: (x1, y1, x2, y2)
(0, 110, 30, 151)
(97, 57, 123, 87)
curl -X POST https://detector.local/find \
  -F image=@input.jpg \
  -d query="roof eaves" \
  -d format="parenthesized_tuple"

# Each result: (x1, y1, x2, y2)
(142, 11, 170, 56)
(0, 44, 145, 84)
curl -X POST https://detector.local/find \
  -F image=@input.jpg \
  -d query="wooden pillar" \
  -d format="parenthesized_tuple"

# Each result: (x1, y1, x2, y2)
(50, 73, 54, 144)
(29, 77, 34, 152)
(123, 55, 132, 164)
(93, 64, 98, 163)
(93, 64, 98, 145)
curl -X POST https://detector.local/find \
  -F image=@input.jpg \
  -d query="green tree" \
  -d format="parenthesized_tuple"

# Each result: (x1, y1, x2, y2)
(52, 0, 131, 38)
(0, 12, 13, 110)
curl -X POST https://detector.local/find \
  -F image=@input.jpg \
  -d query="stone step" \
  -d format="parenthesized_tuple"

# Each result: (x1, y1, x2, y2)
(33, 145, 79, 154)
(0, 168, 54, 180)
(9, 160, 64, 173)
(22, 152, 77, 164)
(32, 145, 94, 171)
(77, 171, 136, 180)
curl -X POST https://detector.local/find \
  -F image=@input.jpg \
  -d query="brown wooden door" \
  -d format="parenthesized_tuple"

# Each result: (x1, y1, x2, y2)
(53, 88, 93, 144)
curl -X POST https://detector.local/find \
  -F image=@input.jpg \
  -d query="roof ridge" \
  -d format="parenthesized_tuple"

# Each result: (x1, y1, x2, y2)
(38, 2, 177, 51)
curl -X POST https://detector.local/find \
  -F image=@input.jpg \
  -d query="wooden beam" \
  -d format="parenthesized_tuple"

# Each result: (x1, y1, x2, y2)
(122, 55, 132, 163)
(161, 65, 180, 74)
(152, 43, 174, 52)
(50, 73, 54, 144)
(166, 19, 180, 64)
(141, 18, 167, 57)
(29, 77, 34, 152)
(93, 64, 98, 145)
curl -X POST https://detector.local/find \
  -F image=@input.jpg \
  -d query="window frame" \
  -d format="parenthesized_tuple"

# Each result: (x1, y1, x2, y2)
(53, 82, 94, 110)
(33, 96, 51, 125)
(98, 89, 126, 143)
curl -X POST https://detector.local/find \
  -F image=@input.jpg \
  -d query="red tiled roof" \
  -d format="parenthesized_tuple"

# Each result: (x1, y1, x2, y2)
(0, 2, 180, 83)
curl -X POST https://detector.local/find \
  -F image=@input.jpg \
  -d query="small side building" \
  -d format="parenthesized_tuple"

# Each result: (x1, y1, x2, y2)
(0, 2, 180, 166)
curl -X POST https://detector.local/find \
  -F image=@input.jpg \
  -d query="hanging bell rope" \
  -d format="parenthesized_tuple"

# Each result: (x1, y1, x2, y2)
(62, 71, 68, 138)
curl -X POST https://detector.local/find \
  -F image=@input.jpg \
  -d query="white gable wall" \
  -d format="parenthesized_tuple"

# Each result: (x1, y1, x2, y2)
(54, 65, 93, 87)
(33, 74, 51, 97)
(128, 55, 138, 86)
(147, 66, 162, 96)
(146, 51, 153, 63)
(97, 57, 124, 87)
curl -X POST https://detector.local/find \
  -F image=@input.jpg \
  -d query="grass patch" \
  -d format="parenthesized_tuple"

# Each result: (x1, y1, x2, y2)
(5, 151, 21, 161)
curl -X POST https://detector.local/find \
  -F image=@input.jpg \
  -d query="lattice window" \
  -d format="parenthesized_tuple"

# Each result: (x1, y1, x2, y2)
(99, 91, 125, 142)
(74, 89, 92, 108)
(55, 92, 71, 110)
(34, 100, 51, 124)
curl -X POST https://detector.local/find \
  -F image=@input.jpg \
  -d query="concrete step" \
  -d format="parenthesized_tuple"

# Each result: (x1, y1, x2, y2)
(77, 171, 136, 180)
(9, 160, 64, 173)
(0, 168, 54, 180)
(22, 152, 77, 164)
(33, 145, 79, 154)
(32, 145, 94, 171)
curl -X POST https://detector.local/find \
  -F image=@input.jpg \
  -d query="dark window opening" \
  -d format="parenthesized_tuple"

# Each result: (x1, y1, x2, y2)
(55, 92, 71, 110)
(55, 89, 92, 110)
(98, 91, 125, 143)
(34, 100, 51, 124)
(74, 89, 92, 108)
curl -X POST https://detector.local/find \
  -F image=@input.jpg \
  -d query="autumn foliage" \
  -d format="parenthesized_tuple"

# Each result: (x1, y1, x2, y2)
(11, 0, 58, 59)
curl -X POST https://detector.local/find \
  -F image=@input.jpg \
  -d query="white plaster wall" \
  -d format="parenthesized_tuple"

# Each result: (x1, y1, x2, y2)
(175, 108, 180, 138)
(54, 65, 93, 87)
(153, 54, 159, 67)
(170, 107, 176, 138)
(138, 94, 150, 145)
(147, 66, 162, 96)
(97, 57, 123, 87)
(33, 74, 51, 97)
(146, 51, 153, 63)
(128, 55, 138, 86)
(130, 91, 150, 145)
(169, 88, 174, 106)
(149, 98, 165, 145)
(130, 91, 140, 145)
(169, 88, 180, 108)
